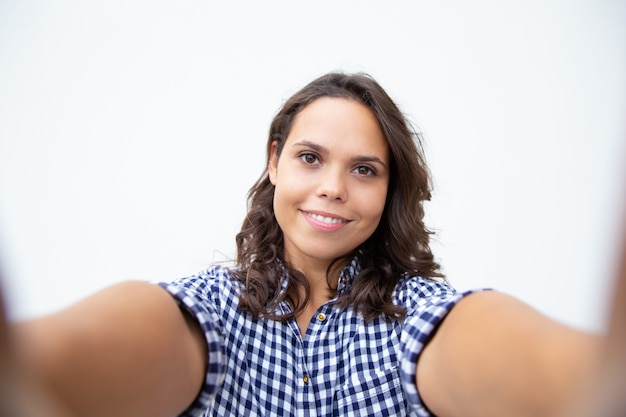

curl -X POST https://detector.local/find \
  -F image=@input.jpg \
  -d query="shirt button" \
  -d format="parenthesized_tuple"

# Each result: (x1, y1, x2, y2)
(341, 277, 347, 284)
(317, 313, 326, 321)
(303, 374, 310, 385)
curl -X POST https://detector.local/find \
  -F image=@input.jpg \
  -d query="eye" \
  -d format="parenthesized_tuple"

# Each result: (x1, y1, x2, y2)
(299, 152, 320, 165)
(353, 165, 376, 176)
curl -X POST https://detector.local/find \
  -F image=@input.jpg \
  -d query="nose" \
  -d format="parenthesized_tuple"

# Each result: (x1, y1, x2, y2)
(317, 167, 347, 201)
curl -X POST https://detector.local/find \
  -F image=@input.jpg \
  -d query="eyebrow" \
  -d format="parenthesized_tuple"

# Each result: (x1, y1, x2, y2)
(292, 140, 388, 169)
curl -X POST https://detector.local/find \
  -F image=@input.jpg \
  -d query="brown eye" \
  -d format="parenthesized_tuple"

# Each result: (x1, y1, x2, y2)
(300, 153, 319, 165)
(354, 165, 375, 176)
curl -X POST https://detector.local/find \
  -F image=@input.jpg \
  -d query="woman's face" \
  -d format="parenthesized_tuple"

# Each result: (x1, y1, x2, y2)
(268, 97, 390, 271)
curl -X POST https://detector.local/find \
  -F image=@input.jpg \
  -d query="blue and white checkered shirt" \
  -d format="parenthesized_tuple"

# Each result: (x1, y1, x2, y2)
(159, 257, 475, 416)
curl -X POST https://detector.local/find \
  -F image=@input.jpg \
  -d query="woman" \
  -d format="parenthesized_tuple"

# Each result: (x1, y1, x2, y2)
(11, 73, 601, 417)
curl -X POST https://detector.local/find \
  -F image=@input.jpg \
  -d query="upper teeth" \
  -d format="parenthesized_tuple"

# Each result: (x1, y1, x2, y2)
(309, 213, 343, 224)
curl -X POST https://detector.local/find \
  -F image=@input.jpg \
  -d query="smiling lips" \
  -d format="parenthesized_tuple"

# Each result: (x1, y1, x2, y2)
(302, 210, 349, 231)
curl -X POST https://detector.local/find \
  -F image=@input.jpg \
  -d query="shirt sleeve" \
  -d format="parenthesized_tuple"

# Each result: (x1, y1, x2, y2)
(398, 279, 484, 416)
(157, 269, 229, 417)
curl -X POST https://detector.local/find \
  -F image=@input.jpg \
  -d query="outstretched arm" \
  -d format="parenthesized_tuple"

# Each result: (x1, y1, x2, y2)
(11, 280, 207, 417)
(564, 211, 626, 417)
(417, 290, 601, 417)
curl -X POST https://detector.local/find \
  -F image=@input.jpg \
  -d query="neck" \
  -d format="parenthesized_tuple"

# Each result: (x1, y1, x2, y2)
(288, 256, 349, 298)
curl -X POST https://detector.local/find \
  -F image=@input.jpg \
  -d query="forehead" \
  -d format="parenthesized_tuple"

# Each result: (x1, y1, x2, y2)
(286, 97, 389, 158)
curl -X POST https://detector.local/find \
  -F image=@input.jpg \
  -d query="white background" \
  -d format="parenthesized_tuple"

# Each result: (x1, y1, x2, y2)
(0, 1, 624, 331)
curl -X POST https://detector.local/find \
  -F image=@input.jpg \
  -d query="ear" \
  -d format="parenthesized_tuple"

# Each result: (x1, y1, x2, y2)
(268, 140, 279, 185)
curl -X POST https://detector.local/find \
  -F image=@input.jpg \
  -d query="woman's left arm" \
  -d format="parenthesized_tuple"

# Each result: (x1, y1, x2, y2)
(416, 291, 601, 417)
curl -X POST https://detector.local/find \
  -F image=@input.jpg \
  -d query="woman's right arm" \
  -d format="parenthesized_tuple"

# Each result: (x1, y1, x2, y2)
(11, 280, 207, 417)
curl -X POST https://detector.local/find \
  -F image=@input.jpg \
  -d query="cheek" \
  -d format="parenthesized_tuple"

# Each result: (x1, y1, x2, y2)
(273, 170, 309, 202)
(355, 191, 387, 247)
(271, 190, 288, 237)
(271, 179, 298, 224)
(272, 185, 286, 218)
(360, 185, 389, 223)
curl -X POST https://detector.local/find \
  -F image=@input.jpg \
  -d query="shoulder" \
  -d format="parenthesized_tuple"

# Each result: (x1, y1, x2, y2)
(393, 275, 457, 311)
(157, 264, 245, 313)
(172, 264, 242, 289)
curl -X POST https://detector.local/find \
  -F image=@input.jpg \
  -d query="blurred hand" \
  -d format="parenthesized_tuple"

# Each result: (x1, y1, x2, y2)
(0, 285, 74, 417)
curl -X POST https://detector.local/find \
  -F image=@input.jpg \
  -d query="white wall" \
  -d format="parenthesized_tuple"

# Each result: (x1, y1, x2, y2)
(0, 0, 624, 331)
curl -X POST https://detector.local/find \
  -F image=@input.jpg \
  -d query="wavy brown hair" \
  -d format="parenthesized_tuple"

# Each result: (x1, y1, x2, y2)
(233, 72, 442, 322)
